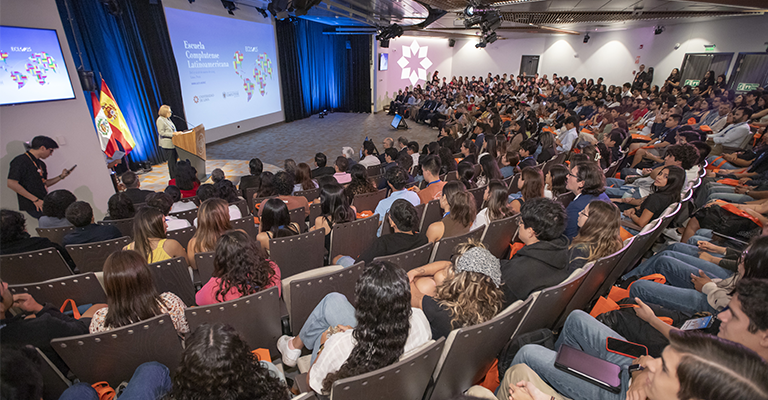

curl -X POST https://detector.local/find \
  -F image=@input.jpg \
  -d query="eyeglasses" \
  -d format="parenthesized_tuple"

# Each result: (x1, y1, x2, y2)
(579, 209, 589, 218)
(568, 173, 577, 179)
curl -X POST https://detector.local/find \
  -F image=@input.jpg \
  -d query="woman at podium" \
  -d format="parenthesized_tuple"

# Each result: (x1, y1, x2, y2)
(157, 105, 182, 179)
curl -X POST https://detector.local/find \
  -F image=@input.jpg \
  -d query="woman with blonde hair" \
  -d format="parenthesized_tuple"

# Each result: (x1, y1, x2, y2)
(509, 167, 545, 214)
(187, 198, 232, 269)
(90, 249, 188, 334)
(408, 240, 504, 338)
(157, 104, 182, 180)
(123, 207, 186, 264)
(567, 200, 623, 272)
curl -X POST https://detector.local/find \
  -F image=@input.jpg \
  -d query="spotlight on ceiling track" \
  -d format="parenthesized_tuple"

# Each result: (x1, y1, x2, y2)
(476, 31, 497, 48)
(583, 33, 590, 43)
(654, 25, 665, 35)
(268, 0, 293, 19)
(221, 0, 237, 15)
(188, 0, 195, 3)
(376, 24, 404, 46)
(256, 7, 269, 18)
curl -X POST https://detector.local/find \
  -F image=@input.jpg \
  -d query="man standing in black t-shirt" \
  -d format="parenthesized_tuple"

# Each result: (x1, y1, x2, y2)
(7, 136, 71, 219)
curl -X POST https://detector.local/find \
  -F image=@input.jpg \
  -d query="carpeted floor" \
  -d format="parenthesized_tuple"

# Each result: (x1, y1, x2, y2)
(140, 112, 438, 190)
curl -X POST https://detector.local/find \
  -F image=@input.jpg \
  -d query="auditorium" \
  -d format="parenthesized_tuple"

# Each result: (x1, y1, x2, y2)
(2, 0, 768, 398)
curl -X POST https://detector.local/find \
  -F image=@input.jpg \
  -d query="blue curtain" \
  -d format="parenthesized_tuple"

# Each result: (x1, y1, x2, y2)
(55, 0, 184, 165)
(276, 18, 371, 122)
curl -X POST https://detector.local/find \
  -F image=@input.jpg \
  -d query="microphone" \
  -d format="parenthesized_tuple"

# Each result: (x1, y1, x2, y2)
(171, 114, 194, 129)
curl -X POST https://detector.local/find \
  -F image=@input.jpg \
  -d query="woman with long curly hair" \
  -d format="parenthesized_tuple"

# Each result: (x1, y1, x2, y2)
(187, 198, 232, 269)
(568, 200, 623, 272)
(408, 240, 504, 338)
(168, 323, 290, 400)
(275, 261, 431, 394)
(509, 166, 545, 214)
(344, 164, 377, 200)
(472, 179, 515, 230)
(123, 207, 187, 264)
(195, 230, 281, 306)
(90, 250, 188, 334)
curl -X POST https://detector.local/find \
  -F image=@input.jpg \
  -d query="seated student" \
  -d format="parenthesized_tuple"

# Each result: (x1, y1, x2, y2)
(211, 168, 226, 184)
(166, 323, 290, 400)
(312, 152, 336, 178)
(188, 199, 232, 269)
(256, 198, 301, 253)
(374, 166, 421, 236)
(344, 164, 377, 201)
(121, 171, 155, 205)
(408, 241, 504, 339)
(195, 184, 241, 225)
(294, 162, 318, 194)
(567, 200, 623, 272)
(416, 155, 446, 204)
(213, 179, 244, 209)
(341, 146, 358, 170)
(254, 171, 277, 199)
(0, 209, 75, 268)
(38, 189, 76, 228)
(408, 141, 421, 167)
(258, 171, 310, 218)
(165, 185, 197, 214)
(90, 250, 188, 334)
(0, 280, 100, 374)
(615, 165, 685, 233)
(105, 192, 136, 220)
(564, 162, 611, 239)
(332, 156, 352, 184)
(544, 164, 569, 199)
(169, 160, 201, 198)
(311, 182, 356, 256)
(601, 128, 625, 164)
(239, 157, 263, 195)
(358, 140, 381, 168)
(438, 146, 458, 176)
(517, 140, 538, 170)
(510, 167, 545, 214)
(196, 230, 281, 306)
(629, 113, 682, 168)
(356, 199, 428, 265)
(476, 154, 504, 187)
(426, 181, 476, 242)
(275, 261, 431, 395)
(459, 140, 478, 165)
(500, 151, 517, 178)
(124, 207, 187, 265)
(607, 143, 699, 200)
(62, 201, 123, 246)
(500, 198, 569, 308)
(472, 179, 515, 230)
(555, 116, 579, 152)
(145, 192, 191, 232)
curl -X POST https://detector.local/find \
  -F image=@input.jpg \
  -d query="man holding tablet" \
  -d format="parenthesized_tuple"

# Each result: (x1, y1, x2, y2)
(7, 136, 73, 219)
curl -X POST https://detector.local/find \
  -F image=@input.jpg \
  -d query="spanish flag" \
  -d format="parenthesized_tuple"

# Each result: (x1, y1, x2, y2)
(92, 79, 136, 157)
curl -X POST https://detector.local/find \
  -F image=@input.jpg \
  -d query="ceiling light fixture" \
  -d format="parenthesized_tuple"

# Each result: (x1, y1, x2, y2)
(583, 33, 590, 43)
(221, 0, 237, 15)
(654, 25, 665, 35)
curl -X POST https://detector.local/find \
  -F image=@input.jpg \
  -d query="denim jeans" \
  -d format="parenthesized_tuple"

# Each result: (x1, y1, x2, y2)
(337, 256, 356, 268)
(511, 311, 631, 400)
(706, 155, 737, 171)
(706, 192, 754, 204)
(629, 280, 716, 315)
(298, 292, 357, 364)
(59, 362, 172, 400)
(622, 243, 733, 287)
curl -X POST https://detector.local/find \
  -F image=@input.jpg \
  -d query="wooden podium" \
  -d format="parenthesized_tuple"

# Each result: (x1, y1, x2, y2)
(173, 124, 206, 181)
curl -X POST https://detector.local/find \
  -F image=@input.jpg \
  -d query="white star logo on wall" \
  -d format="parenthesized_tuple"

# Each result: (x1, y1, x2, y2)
(397, 40, 432, 85)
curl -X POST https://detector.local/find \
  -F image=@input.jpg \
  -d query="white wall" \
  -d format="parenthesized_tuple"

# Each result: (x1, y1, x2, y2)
(163, 0, 284, 143)
(374, 36, 454, 112)
(0, 0, 116, 226)
(449, 15, 768, 88)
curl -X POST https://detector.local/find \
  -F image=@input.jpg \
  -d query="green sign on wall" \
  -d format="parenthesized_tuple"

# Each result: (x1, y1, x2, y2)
(736, 83, 759, 92)
(684, 79, 700, 87)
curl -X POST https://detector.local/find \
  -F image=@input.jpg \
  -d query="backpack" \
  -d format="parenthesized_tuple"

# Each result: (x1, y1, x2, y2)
(497, 328, 554, 382)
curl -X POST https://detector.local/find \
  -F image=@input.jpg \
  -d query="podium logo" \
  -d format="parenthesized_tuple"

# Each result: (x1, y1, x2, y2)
(397, 40, 432, 86)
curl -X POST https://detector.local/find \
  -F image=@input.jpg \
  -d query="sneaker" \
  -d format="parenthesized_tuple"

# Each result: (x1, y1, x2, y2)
(277, 335, 301, 367)
(663, 227, 682, 241)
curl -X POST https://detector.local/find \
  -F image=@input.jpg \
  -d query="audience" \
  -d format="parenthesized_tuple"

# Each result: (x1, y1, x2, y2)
(616, 165, 685, 232)
(124, 207, 187, 264)
(145, 192, 191, 232)
(39, 189, 76, 228)
(373, 166, 420, 236)
(258, 171, 310, 218)
(476, 154, 503, 187)
(333, 156, 352, 184)
(564, 161, 610, 239)
(408, 241, 504, 339)
(196, 183, 242, 223)
(106, 192, 137, 220)
(426, 181, 476, 242)
(256, 198, 301, 252)
(62, 201, 123, 246)
(294, 162, 318, 193)
(417, 155, 446, 204)
(171, 160, 201, 198)
(196, 230, 281, 305)
(121, 171, 155, 205)
(312, 152, 335, 178)
(358, 140, 381, 168)
(568, 200, 623, 272)
(500, 198, 569, 308)
(276, 261, 431, 394)
(211, 168, 226, 184)
(90, 249, 188, 334)
(0, 209, 75, 270)
(165, 185, 197, 213)
(311, 182, 356, 256)
(357, 199, 428, 265)
(344, 164, 377, 201)
(188, 198, 232, 269)
(239, 157, 264, 194)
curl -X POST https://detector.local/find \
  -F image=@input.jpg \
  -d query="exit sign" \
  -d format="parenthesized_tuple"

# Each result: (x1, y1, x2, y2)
(736, 83, 759, 92)
(684, 79, 700, 87)
(704, 44, 716, 52)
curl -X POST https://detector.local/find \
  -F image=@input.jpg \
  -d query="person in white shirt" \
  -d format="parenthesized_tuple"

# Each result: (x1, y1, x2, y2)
(697, 101, 731, 134)
(165, 186, 197, 213)
(145, 192, 191, 232)
(709, 107, 753, 149)
(276, 261, 431, 395)
(556, 116, 579, 152)
(358, 140, 382, 168)
(192, 184, 242, 226)
(374, 166, 421, 236)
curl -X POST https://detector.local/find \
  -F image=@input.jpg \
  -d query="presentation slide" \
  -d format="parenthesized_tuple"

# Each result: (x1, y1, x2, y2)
(0, 26, 76, 106)
(164, 8, 281, 130)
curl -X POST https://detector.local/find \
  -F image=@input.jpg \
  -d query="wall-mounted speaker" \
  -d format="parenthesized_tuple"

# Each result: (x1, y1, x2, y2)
(448, 39, 456, 47)
(380, 39, 390, 48)
(78, 68, 97, 92)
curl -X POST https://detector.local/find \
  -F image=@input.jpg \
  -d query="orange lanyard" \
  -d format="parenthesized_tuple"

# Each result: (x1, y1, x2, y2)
(25, 152, 45, 181)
